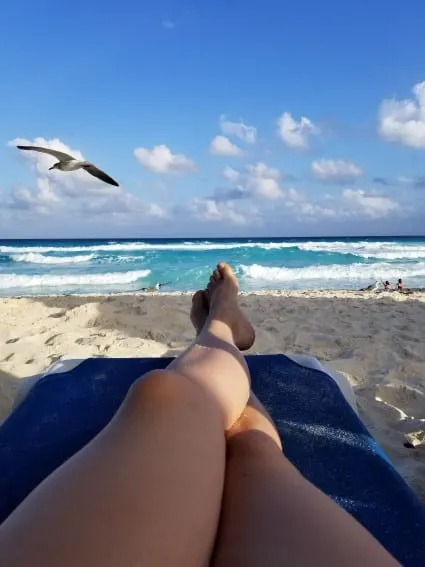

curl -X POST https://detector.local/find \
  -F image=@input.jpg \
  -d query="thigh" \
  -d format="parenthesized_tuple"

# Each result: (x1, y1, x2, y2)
(0, 370, 226, 567)
(213, 419, 398, 567)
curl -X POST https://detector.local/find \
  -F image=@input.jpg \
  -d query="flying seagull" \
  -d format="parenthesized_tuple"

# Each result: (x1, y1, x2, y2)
(16, 145, 119, 187)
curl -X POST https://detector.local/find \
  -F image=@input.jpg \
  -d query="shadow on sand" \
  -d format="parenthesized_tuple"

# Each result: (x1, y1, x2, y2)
(0, 369, 22, 423)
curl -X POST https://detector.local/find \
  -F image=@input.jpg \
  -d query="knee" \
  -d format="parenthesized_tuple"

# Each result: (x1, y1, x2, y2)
(124, 369, 207, 414)
(122, 369, 226, 431)
(128, 369, 184, 400)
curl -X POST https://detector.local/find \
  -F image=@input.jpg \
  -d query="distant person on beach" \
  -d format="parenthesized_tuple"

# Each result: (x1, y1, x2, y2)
(0, 262, 398, 566)
(383, 280, 392, 291)
(397, 278, 404, 291)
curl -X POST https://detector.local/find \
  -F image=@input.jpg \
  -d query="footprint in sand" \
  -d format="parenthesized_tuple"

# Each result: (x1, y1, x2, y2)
(48, 311, 66, 319)
(264, 325, 279, 334)
(75, 334, 105, 346)
(6, 338, 19, 344)
(376, 383, 425, 419)
(45, 333, 62, 346)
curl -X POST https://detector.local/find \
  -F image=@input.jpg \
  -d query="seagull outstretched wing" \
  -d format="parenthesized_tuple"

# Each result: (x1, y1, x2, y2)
(17, 145, 75, 162)
(83, 163, 119, 187)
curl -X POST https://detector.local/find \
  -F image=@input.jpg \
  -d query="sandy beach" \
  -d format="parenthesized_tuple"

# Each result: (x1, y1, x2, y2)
(1, 290, 424, 500)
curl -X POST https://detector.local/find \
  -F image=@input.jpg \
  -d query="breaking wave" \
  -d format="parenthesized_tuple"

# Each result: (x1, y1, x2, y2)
(11, 253, 95, 264)
(239, 262, 425, 282)
(0, 270, 151, 290)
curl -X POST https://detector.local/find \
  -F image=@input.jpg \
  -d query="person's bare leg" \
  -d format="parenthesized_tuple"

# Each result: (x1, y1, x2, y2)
(212, 390, 399, 566)
(0, 263, 255, 567)
(168, 264, 254, 430)
(191, 292, 398, 566)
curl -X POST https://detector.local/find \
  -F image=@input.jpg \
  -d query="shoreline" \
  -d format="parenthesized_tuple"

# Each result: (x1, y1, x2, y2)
(1, 288, 424, 299)
(1, 292, 425, 501)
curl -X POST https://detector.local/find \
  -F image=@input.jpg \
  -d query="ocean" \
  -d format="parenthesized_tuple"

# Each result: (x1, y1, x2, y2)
(1, 237, 425, 296)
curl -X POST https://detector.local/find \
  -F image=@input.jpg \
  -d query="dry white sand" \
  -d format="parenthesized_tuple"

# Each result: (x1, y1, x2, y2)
(1, 291, 424, 500)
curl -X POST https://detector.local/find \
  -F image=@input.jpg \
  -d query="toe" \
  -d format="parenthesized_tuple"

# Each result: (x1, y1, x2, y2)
(218, 262, 235, 279)
(213, 269, 221, 281)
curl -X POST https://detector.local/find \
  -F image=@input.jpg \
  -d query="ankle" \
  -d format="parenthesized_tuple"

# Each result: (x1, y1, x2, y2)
(198, 319, 237, 348)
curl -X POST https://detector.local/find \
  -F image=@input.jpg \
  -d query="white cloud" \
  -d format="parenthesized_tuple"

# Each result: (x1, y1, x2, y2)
(219, 162, 295, 201)
(219, 115, 257, 144)
(277, 112, 319, 149)
(311, 159, 363, 184)
(379, 81, 425, 148)
(222, 166, 240, 182)
(7, 136, 124, 215)
(297, 201, 339, 219)
(342, 189, 400, 218)
(188, 198, 248, 225)
(185, 163, 292, 226)
(245, 162, 284, 199)
(134, 144, 195, 174)
(209, 135, 243, 156)
(286, 187, 306, 202)
(147, 203, 167, 217)
(285, 188, 402, 223)
(218, 162, 306, 204)
(82, 192, 166, 218)
(7, 181, 58, 215)
(6, 136, 164, 222)
(10, 137, 121, 197)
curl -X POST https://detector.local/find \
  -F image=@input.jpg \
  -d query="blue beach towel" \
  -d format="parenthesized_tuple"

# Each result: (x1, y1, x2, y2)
(0, 354, 424, 565)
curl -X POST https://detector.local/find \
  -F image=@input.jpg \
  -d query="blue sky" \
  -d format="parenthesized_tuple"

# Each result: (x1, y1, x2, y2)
(1, 0, 425, 238)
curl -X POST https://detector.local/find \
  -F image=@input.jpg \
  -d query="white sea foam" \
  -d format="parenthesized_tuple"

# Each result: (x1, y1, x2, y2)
(0, 270, 150, 289)
(11, 253, 95, 264)
(0, 241, 296, 254)
(101, 255, 145, 264)
(2, 239, 424, 258)
(298, 241, 425, 260)
(239, 262, 425, 283)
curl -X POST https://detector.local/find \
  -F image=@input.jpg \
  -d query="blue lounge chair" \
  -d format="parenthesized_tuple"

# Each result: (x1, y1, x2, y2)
(0, 355, 424, 565)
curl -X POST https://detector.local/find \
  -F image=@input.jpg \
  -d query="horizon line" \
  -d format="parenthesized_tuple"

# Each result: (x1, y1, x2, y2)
(1, 235, 425, 242)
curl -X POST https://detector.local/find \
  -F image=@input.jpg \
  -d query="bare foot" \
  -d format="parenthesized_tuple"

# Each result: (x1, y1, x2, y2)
(205, 263, 255, 351)
(190, 264, 255, 350)
(190, 290, 209, 335)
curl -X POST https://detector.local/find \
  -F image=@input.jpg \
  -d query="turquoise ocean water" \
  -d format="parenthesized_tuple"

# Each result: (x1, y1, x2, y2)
(1, 237, 425, 296)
